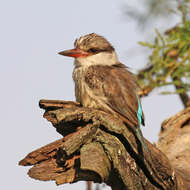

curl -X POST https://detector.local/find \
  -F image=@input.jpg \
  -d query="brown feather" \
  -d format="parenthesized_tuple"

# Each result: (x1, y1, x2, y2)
(73, 64, 144, 128)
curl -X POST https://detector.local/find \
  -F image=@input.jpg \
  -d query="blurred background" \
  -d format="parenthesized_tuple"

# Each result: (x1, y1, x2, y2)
(1, 0, 189, 189)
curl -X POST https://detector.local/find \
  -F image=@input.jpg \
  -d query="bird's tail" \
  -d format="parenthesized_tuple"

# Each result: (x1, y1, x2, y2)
(135, 127, 149, 153)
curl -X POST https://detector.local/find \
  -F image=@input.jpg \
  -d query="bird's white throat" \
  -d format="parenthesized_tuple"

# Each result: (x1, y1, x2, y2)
(74, 51, 118, 67)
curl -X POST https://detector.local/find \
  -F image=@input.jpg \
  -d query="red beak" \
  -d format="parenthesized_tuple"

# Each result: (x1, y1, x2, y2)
(58, 48, 90, 58)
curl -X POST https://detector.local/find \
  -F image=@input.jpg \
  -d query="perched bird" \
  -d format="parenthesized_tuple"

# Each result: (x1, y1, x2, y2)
(58, 33, 148, 151)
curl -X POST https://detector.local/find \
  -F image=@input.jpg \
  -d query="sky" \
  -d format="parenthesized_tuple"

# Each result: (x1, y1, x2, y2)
(0, 0, 183, 190)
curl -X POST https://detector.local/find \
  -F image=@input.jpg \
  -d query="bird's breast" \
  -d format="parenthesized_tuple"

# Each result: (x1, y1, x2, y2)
(73, 66, 94, 106)
(72, 66, 107, 110)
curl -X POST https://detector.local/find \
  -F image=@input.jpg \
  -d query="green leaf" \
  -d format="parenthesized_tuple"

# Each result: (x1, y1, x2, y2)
(138, 41, 154, 48)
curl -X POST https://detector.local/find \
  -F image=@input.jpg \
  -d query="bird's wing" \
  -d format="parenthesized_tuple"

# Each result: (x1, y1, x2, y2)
(85, 64, 144, 128)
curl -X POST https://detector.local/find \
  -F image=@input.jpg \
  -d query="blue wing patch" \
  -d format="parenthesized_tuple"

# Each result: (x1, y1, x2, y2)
(136, 95, 149, 152)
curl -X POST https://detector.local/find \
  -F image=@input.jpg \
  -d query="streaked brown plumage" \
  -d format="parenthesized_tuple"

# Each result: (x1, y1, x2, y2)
(59, 33, 146, 150)
(73, 63, 142, 128)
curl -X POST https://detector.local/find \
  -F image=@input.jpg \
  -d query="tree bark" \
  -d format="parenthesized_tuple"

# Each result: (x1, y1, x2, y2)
(19, 99, 190, 190)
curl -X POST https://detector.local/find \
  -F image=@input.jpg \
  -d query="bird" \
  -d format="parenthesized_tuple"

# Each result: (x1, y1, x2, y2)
(58, 33, 148, 152)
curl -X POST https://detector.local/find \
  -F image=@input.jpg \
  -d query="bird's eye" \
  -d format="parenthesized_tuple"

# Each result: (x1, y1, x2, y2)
(88, 48, 98, 53)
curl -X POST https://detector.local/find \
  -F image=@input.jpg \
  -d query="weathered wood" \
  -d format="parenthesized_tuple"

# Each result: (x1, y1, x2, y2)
(80, 142, 111, 181)
(58, 123, 99, 157)
(39, 99, 80, 110)
(19, 138, 64, 166)
(157, 107, 190, 188)
(19, 100, 190, 190)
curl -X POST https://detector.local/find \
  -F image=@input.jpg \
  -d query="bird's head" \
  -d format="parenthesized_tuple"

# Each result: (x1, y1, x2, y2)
(58, 33, 118, 67)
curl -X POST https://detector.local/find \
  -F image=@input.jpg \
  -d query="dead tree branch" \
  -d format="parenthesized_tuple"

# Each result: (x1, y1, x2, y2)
(19, 100, 190, 190)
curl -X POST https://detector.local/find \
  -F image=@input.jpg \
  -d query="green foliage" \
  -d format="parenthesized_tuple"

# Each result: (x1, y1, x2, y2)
(137, 21, 190, 94)
(124, 0, 190, 97)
